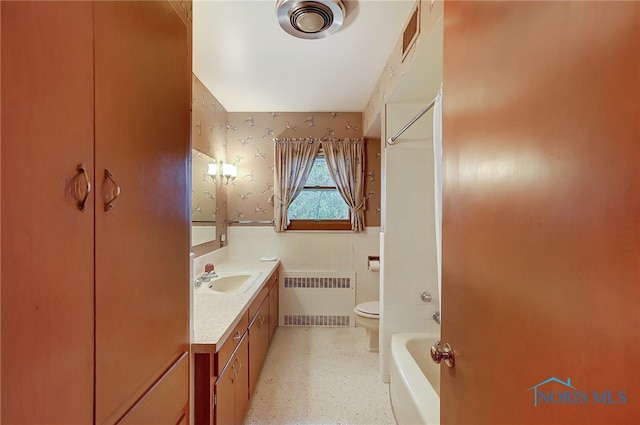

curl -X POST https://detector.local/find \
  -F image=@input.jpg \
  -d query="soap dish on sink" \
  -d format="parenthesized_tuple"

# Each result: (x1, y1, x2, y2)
(259, 256, 277, 262)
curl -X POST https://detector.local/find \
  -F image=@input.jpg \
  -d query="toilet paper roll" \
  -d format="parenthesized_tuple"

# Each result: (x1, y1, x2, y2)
(368, 260, 380, 271)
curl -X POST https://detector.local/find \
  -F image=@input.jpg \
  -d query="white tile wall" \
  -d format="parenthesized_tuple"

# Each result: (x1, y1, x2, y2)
(380, 143, 440, 382)
(226, 226, 382, 305)
(193, 246, 229, 277)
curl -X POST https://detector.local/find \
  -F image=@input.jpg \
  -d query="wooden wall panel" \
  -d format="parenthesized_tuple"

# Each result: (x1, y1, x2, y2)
(94, 2, 191, 423)
(1, 2, 95, 423)
(118, 353, 189, 425)
(442, 2, 640, 423)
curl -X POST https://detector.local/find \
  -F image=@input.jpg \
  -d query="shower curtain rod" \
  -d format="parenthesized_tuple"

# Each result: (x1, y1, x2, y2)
(387, 96, 437, 145)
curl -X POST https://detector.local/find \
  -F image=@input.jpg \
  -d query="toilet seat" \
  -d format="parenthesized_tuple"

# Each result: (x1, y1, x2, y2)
(355, 301, 380, 319)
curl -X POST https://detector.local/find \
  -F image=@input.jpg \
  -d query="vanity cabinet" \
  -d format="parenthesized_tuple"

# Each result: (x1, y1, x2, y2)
(1, 2, 190, 424)
(268, 274, 280, 342)
(248, 287, 270, 395)
(194, 312, 248, 425)
(194, 270, 280, 425)
(215, 333, 249, 425)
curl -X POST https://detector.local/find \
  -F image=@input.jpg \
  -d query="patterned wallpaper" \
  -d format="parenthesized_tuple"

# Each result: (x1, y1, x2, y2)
(191, 75, 228, 254)
(191, 149, 217, 222)
(363, 0, 442, 135)
(191, 77, 383, 254)
(189, 3, 441, 243)
(226, 112, 381, 226)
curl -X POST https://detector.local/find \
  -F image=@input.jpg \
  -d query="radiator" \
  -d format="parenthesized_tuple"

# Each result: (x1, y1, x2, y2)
(279, 271, 356, 327)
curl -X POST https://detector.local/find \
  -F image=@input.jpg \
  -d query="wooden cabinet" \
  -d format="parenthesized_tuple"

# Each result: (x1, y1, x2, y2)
(268, 274, 280, 342)
(248, 272, 279, 396)
(211, 314, 249, 425)
(214, 359, 236, 425)
(118, 353, 190, 425)
(194, 312, 248, 425)
(93, 3, 190, 423)
(1, 2, 190, 424)
(194, 270, 279, 425)
(248, 293, 270, 395)
(214, 330, 249, 425)
(232, 335, 249, 424)
(1, 4, 95, 423)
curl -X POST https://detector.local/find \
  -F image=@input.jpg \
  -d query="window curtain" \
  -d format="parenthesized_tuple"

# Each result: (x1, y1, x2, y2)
(322, 138, 366, 232)
(273, 138, 321, 232)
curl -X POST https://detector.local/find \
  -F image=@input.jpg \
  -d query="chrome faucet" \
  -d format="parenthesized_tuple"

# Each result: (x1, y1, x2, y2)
(195, 263, 218, 287)
(202, 270, 218, 281)
(194, 271, 218, 287)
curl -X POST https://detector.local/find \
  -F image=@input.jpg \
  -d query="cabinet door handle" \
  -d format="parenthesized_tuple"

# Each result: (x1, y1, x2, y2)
(259, 314, 265, 327)
(76, 163, 91, 212)
(104, 169, 121, 212)
(231, 363, 238, 380)
(235, 357, 242, 370)
(233, 331, 241, 341)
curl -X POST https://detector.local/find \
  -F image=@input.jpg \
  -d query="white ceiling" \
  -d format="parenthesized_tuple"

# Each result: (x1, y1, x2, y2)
(193, 0, 417, 113)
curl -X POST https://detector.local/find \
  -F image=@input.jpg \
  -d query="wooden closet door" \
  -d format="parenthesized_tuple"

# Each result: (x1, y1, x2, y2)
(1, 2, 95, 423)
(93, 2, 191, 424)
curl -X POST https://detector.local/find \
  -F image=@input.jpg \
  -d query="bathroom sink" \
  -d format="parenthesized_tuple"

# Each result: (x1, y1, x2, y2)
(194, 271, 262, 295)
(209, 274, 252, 292)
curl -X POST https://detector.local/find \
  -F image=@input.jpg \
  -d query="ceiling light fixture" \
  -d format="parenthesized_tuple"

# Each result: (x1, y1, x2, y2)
(276, 0, 346, 40)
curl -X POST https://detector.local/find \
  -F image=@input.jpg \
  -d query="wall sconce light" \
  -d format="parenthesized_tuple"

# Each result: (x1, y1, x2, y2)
(206, 161, 222, 183)
(222, 163, 237, 185)
(207, 163, 217, 176)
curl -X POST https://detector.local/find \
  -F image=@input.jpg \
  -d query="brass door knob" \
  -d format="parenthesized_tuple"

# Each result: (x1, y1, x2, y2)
(430, 341, 455, 368)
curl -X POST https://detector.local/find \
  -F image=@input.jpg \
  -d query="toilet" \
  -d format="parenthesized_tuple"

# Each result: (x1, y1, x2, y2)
(354, 301, 380, 352)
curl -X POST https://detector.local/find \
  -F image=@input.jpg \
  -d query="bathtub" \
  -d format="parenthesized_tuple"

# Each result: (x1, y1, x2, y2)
(390, 333, 440, 425)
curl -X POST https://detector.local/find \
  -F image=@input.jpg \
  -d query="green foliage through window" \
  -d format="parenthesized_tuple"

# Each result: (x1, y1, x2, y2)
(288, 157, 349, 220)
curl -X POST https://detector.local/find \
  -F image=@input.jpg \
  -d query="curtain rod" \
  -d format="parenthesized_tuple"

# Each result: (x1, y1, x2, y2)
(387, 96, 437, 145)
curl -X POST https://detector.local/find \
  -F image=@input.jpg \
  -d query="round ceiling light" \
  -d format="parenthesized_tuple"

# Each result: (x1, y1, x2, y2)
(276, 0, 346, 40)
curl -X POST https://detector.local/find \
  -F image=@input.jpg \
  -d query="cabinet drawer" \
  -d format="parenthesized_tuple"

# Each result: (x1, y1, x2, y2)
(248, 302, 270, 396)
(217, 311, 248, 374)
(269, 273, 278, 291)
(117, 352, 188, 425)
(269, 280, 279, 341)
(248, 285, 269, 320)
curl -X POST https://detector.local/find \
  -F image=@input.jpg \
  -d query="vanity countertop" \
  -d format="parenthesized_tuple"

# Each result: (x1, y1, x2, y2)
(191, 259, 280, 354)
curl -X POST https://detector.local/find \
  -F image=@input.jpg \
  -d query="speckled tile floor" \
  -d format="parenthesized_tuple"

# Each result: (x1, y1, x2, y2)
(243, 327, 396, 425)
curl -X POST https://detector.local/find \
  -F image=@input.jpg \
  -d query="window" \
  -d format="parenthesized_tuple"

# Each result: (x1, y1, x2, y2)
(274, 137, 365, 232)
(287, 153, 351, 230)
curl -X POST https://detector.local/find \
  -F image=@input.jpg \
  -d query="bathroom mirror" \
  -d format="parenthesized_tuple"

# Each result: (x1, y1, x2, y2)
(192, 149, 217, 246)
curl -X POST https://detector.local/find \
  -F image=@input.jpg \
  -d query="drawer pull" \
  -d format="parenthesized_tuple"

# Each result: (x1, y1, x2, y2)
(75, 163, 91, 212)
(104, 169, 121, 212)
(233, 331, 241, 341)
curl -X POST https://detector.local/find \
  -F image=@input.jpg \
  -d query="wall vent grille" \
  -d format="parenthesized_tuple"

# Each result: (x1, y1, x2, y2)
(284, 315, 350, 327)
(284, 276, 351, 289)
(402, 3, 420, 61)
(279, 271, 356, 327)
